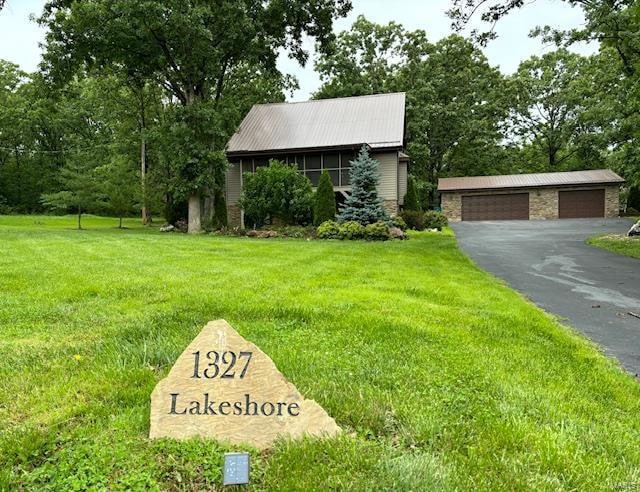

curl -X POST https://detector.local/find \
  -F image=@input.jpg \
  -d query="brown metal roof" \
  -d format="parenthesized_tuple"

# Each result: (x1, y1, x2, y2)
(227, 93, 406, 155)
(438, 169, 625, 192)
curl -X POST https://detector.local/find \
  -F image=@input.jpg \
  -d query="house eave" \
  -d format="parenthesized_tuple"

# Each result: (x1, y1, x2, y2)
(227, 144, 404, 160)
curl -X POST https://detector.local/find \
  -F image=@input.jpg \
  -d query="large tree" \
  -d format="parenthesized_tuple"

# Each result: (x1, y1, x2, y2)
(508, 49, 603, 171)
(40, 0, 352, 232)
(315, 19, 509, 207)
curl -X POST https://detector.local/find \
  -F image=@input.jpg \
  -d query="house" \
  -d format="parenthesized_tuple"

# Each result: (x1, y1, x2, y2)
(225, 93, 408, 227)
(438, 169, 624, 221)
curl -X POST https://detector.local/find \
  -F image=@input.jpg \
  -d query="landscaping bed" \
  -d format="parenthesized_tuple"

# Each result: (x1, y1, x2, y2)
(1, 215, 640, 490)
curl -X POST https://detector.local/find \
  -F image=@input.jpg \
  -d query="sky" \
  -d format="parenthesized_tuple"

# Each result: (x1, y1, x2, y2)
(0, 0, 596, 101)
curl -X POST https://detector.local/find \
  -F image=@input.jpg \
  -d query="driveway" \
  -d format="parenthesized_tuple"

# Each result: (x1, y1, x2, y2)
(452, 219, 640, 376)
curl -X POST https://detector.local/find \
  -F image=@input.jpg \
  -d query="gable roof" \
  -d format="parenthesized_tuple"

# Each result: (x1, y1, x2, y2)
(438, 169, 625, 192)
(227, 92, 406, 156)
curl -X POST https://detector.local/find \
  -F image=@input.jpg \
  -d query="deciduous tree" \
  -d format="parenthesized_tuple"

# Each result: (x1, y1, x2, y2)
(41, 0, 352, 233)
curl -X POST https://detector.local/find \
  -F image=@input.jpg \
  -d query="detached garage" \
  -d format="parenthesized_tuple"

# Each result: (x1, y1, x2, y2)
(439, 169, 624, 222)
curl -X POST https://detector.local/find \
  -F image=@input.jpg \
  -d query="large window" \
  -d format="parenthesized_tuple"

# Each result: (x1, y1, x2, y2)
(241, 151, 357, 187)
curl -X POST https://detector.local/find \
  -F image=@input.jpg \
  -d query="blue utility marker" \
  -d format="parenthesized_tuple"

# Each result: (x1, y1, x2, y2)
(223, 452, 250, 486)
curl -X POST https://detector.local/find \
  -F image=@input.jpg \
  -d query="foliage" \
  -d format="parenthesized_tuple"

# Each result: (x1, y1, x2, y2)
(508, 49, 611, 171)
(3, 215, 640, 490)
(364, 221, 390, 241)
(314, 171, 337, 226)
(387, 214, 407, 231)
(96, 156, 139, 228)
(424, 211, 449, 231)
(448, 0, 640, 79)
(315, 20, 510, 207)
(404, 176, 420, 212)
(317, 220, 341, 239)
(628, 187, 640, 212)
(40, 0, 352, 231)
(338, 146, 388, 225)
(239, 161, 313, 228)
(40, 155, 102, 229)
(213, 188, 228, 230)
(338, 220, 366, 240)
(400, 210, 426, 231)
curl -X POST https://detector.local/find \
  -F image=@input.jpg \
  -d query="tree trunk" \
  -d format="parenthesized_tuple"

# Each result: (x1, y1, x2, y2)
(203, 189, 215, 228)
(141, 133, 149, 225)
(188, 193, 202, 233)
(77, 208, 82, 230)
(139, 90, 150, 225)
(119, 216, 123, 229)
(548, 145, 557, 170)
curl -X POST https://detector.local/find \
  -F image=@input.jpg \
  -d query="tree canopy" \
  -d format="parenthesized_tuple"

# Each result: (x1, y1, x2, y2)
(39, 0, 352, 231)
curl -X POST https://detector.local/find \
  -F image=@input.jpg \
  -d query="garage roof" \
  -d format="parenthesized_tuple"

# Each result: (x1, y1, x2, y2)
(438, 169, 625, 192)
(227, 92, 406, 156)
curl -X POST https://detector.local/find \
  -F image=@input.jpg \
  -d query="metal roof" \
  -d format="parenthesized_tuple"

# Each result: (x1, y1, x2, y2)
(438, 169, 625, 192)
(227, 92, 406, 155)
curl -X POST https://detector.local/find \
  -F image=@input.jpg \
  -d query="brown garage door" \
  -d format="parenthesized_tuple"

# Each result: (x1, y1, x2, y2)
(559, 189, 604, 218)
(462, 193, 529, 221)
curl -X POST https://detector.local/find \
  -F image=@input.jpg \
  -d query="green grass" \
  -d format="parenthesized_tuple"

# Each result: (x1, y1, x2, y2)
(588, 234, 640, 259)
(1, 215, 640, 491)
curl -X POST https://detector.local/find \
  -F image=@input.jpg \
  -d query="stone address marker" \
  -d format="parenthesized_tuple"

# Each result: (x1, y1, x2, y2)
(149, 320, 340, 449)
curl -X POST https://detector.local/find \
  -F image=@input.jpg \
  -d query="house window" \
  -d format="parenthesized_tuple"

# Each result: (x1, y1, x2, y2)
(241, 150, 358, 187)
(242, 160, 254, 174)
(307, 170, 322, 186)
(305, 154, 321, 170)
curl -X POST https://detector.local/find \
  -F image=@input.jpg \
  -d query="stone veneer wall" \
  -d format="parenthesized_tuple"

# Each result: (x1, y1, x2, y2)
(383, 200, 399, 216)
(442, 185, 621, 222)
(605, 186, 620, 218)
(228, 205, 242, 227)
(529, 188, 559, 220)
(441, 193, 462, 222)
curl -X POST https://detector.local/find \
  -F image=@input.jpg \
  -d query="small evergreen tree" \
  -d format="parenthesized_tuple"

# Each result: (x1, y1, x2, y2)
(314, 171, 336, 225)
(41, 155, 100, 230)
(403, 175, 420, 211)
(338, 146, 388, 225)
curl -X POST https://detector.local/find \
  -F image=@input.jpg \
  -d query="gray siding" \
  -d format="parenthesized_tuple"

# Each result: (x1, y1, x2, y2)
(226, 162, 242, 205)
(374, 151, 398, 202)
(398, 161, 407, 205)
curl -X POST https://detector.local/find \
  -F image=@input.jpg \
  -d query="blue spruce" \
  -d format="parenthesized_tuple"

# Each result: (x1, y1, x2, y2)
(338, 146, 388, 225)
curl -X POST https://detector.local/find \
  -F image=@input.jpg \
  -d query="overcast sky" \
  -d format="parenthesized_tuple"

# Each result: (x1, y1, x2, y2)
(1, 0, 596, 101)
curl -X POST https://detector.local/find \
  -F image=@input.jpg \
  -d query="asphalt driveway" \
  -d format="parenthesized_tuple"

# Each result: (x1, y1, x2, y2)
(452, 219, 640, 376)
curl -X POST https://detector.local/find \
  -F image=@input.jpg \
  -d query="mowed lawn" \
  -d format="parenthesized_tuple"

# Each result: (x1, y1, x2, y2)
(588, 234, 640, 259)
(1, 216, 640, 491)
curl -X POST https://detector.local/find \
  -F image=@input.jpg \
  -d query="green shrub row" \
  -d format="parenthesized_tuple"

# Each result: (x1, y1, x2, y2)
(317, 220, 406, 241)
(400, 210, 448, 231)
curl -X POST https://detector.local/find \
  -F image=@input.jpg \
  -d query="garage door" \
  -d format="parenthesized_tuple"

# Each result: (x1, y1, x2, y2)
(462, 193, 529, 221)
(559, 189, 604, 218)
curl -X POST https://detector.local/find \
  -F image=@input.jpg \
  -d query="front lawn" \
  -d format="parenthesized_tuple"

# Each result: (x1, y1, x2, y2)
(588, 233, 640, 259)
(1, 215, 639, 490)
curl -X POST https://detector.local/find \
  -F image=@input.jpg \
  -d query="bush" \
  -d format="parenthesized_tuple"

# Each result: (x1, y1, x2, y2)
(239, 160, 313, 228)
(387, 214, 407, 231)
(365, 221, 390, 241)
(314, 171, 336, 225)
(424, 211, 448, 231)
(400, 210, 425, 231)
(339, 220, 366, 240)
(403, 176, 420, 212)
(317, 220, 341, 239)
